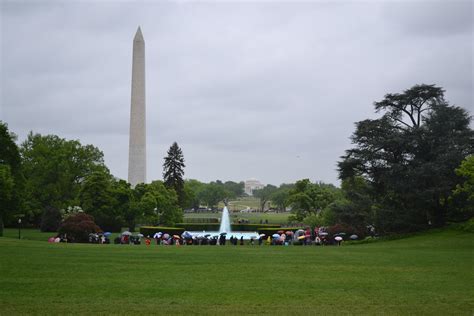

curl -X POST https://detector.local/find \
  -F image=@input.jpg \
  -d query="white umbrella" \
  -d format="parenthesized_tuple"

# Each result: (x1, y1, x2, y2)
(350, 234, 358, 240)
(122, 231, 132, 236)
(153, 232, 161, 238)
(137, 233, 144, 238)
(335, 236, 343, 241)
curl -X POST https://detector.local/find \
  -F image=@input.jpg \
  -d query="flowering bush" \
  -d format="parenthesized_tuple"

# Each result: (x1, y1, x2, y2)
(58, 212, 101, 243)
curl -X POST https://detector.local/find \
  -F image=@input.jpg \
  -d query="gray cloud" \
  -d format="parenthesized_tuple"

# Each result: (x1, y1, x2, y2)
(1, 0, 472, 186)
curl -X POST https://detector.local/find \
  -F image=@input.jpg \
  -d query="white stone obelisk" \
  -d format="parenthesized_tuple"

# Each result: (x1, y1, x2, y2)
(128, 27, 146, 186)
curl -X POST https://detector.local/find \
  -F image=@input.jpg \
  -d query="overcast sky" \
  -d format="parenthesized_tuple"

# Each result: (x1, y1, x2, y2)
(1, 0, 472, 186)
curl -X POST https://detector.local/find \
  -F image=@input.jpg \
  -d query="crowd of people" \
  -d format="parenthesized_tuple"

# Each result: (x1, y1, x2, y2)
(110, 227, 353, 246)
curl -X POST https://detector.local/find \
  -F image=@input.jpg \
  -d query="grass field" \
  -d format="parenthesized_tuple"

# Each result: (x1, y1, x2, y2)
(0, 228, 473, 315)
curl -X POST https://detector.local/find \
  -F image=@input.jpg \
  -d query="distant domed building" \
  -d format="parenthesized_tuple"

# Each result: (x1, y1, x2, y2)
(244, 178, 264, 196)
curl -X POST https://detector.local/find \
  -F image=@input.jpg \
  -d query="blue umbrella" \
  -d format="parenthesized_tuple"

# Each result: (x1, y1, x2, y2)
(103, 232, 112, 237)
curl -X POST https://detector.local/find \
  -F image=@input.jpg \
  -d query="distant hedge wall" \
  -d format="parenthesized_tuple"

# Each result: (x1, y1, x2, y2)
(140, 226, 185, 237)
(182, 218, 219, 224)
(175, 223, 281, 232)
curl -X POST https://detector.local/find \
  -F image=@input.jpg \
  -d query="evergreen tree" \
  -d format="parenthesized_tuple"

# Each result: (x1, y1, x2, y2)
(163, 142, 185, 207)
(338, 84, 474, 232)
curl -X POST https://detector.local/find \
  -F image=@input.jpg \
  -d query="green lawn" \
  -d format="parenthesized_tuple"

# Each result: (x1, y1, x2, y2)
(0, 228, 473, 315)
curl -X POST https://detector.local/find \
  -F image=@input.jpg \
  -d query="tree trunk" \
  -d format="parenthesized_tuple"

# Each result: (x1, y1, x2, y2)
(128, 220, 136, 232)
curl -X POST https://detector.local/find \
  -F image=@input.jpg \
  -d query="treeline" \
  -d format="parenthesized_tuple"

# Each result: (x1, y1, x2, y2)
(1, 84, 472, 236)
(234, 84, 474, 235)
(0, 130, 186, 233)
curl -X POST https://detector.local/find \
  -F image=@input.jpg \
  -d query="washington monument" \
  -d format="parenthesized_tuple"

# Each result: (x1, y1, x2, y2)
(128, 27, 146, 186)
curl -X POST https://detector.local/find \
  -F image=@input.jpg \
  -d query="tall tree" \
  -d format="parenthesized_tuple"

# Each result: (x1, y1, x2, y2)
(253, 184, 277, 212)
(78, 170, 122, 232)
(287, 179, 340, 221)
(0, 122, 23, 234)
(163, 142, 185, 208)
(21, 132, 107, 225)
(148, 180, 182, 226)
(339, 84, 473, 232)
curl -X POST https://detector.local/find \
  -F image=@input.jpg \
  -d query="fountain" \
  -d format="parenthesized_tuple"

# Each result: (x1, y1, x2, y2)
(188, 206, 259, 240)
(219, 206, 231, 233)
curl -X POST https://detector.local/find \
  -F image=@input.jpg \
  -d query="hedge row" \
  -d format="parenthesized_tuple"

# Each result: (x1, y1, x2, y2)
(175, 223, 281, 231)
(140, 226, 185, 237)
(182, 218, 219, 224)
(140, 224, 286, 236)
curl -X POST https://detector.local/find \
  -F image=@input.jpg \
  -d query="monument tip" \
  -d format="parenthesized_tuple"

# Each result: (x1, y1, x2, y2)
(134, 26, 144, 42)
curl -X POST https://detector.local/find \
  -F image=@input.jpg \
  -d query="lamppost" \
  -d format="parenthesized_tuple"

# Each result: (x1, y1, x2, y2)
(18, 218, 22, 240)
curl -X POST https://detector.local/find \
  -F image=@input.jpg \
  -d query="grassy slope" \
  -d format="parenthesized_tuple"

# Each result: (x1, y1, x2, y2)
(0, 229, 472, 315)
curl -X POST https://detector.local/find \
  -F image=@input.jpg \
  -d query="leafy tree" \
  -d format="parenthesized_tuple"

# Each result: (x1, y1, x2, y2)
(182, 179, 206, 210)
(222, 181, 245, 198)
(198, 183, 228, 210)
(339, 84, 473, 232)
(163, 142, 186, 208)
(323, 177, 373, 229)
(271, 186, 292, 212)
(0, 165, 14, 236)
(111, 180, 134, 231)
(288, 179, 340, 221)
(40, 206, 62, 232)
(78, 171, 122, 232)
(0, 122, 23, 233)
(253, 184, 277, 212)
(20, 132, 107, 225)
(149, 180, 182, 226)
(451, 156, 474, 219)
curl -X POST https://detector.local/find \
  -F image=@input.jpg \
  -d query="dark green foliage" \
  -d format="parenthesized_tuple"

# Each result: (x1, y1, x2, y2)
(288, 179, 341, 221)
(339, 84, 474, 233)
(149, 180, 183, 226)
(326, 223, 366, 239)
(57, 212, 101, 243)
(323, 177, 372, 230)
(78, 171, 122, 232)
(271, 186, 292, 212)
(182, 217, 219, 223)
(139, 226, 185, 237)
(253, 184, 278, 212)
(40, 206, 62, 232)
(0, 165, 14, 236)
(173, 223, 280, 231)
(0, 122, 23, 235)
(163, 142, 185, 208)
(20, 132, 107, 225)
(197, 182, 228, 209)
(174, 223, 220, 231)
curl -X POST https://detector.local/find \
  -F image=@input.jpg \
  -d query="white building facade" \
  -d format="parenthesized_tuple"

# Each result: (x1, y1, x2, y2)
(244, 179, 264, 196)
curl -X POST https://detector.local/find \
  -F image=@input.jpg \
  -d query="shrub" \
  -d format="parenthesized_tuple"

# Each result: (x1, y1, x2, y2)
(326, 223, 366, 239)
(175, 223, 220, 231)
(40, 206, 62, 232)
(140, 226, 185, 237)
(460, 218, 474, 233)
(58, 213, 101, 243)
